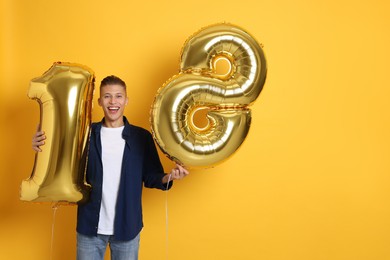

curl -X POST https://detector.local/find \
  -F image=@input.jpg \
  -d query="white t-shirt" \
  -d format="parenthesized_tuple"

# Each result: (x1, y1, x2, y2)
(97, 126, 125, 235)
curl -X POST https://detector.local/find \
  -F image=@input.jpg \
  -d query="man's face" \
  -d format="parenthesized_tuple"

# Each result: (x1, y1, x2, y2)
(98, 84, 128, 126)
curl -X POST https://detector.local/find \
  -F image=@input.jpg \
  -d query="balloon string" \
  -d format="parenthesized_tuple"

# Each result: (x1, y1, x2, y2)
(50, 203, 59, 260)
(165, 174, 172, 260)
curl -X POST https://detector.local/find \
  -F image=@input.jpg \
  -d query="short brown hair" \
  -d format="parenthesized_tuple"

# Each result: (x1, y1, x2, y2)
(100, 75, 126, 90)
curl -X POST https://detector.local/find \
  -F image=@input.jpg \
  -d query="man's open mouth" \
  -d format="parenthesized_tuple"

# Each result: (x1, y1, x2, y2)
(108, 107, 120, 111)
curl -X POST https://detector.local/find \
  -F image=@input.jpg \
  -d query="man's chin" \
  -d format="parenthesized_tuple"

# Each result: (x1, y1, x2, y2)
(104, 115, 124, 123)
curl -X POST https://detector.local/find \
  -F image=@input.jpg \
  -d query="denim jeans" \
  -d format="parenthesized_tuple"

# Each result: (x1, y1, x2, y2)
(77, 232, 140, 260)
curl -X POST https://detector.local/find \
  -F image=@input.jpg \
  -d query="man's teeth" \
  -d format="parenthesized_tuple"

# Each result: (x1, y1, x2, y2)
(108, 107, 120, 111)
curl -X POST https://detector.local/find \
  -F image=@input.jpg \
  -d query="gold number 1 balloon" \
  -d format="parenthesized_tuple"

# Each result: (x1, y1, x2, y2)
(20, 62, 94, 203)
(150, 23, 267, 168)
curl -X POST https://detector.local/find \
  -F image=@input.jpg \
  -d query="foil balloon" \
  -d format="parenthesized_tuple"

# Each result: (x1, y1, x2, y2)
(20, 62, 95, 203)
(150, 23, 267, 168)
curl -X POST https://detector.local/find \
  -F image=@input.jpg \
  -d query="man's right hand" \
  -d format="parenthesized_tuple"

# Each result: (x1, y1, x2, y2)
(32, 124, 46, 152)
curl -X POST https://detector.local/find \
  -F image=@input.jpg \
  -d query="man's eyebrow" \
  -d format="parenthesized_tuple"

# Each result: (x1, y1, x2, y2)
(103, 92, 123, 95)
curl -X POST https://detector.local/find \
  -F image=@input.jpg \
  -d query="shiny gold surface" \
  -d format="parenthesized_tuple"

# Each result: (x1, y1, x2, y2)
(151, 23, 267, 168)
(20, 62, 94, 203)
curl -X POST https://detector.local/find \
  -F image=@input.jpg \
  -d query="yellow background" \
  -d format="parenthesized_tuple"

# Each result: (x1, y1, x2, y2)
(1, 0, 389, 259)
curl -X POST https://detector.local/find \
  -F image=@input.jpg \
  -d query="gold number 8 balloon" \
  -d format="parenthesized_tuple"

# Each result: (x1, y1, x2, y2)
(150, 23, 267, 168)
(20, 62, 94, 203)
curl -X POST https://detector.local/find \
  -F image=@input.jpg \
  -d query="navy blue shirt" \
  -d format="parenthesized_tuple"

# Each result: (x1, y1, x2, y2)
(76, 117, 172, 241)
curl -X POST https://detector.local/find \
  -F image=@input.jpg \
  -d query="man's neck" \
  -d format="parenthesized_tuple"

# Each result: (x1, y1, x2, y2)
(103, 117, 125, 128)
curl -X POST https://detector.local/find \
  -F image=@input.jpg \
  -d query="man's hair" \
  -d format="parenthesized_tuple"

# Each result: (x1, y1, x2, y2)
(100, 75, 126, 90)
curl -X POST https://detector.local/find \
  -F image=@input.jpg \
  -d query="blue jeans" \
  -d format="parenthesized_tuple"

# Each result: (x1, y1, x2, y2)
(77, 232, 140, 260)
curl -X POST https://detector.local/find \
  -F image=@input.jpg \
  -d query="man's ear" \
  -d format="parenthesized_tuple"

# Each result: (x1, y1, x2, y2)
(98, 97, 102, 106)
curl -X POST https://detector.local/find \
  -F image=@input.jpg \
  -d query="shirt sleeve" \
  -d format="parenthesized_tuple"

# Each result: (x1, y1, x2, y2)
(142, 130, 173, 190)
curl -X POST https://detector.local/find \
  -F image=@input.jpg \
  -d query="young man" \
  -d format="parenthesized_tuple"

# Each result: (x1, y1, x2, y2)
(32, 75, 189, 260)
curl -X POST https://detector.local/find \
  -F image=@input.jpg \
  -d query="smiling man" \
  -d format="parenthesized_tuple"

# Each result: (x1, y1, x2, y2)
(32, 75, 189, 260)
(98, 77, 129, 127)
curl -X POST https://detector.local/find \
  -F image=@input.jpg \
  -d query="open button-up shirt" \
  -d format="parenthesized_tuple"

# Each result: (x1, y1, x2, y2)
(77, 117, 172, 241)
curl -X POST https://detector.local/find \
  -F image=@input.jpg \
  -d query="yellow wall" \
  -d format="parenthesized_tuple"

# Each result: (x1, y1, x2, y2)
(1, 0, 389, 259)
